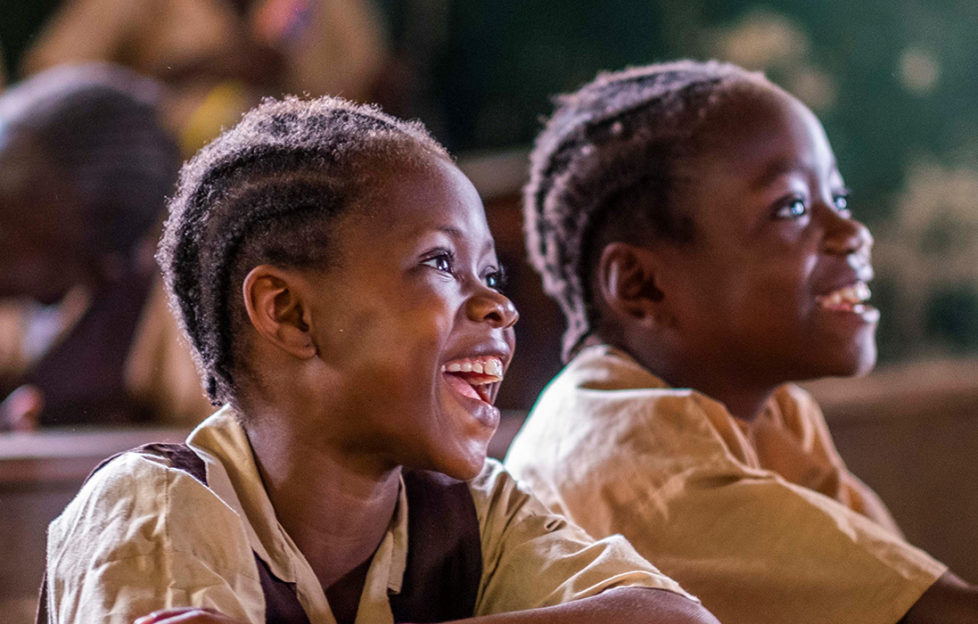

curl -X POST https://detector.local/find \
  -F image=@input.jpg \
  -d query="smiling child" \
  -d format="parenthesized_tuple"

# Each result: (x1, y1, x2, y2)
(42, 96, 720, 624)
(506, 60, 978, 624)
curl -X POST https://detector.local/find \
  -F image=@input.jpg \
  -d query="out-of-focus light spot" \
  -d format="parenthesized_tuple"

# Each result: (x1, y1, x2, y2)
(898, 47, 940, 95)
(788, 65, 837, 112)
(710, 10, 809, 69)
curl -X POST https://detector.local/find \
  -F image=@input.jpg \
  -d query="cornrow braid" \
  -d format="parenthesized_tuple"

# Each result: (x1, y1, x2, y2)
(524, 60, 768, 360)
(158, 96, 450, 405)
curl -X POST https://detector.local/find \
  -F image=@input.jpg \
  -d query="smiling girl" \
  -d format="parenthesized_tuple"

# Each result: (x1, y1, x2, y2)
(506, 60, 978, 624)
(41, 96, 718, 624)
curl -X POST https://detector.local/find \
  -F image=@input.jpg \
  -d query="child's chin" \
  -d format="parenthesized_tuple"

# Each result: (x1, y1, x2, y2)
(434, 448, 488, 481)
(843, 341, 878, 378)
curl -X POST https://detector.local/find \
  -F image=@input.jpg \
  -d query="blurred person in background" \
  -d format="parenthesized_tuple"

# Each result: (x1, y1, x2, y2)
(0, 63, 211, 431)
(20, 0, 389, 155)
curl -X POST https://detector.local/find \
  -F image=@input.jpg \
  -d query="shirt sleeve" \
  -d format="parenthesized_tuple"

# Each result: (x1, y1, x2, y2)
(781, 385, 904, 535)
(46, 452, 264, 624)
(468, 459, 694, 616)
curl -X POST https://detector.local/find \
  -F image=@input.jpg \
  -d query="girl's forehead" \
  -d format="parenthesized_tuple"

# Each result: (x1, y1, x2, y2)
(690, 84, 832, 172)
(341, 157, 491, 247)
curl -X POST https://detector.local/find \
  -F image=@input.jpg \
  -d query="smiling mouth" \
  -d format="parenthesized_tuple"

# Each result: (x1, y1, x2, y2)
(816, 281, 874, 313)
(441, 356, 504, 403)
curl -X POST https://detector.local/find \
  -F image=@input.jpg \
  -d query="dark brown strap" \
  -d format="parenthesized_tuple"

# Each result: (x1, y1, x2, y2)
(254, 553, 312, 624)
(389, 469, 483, 623)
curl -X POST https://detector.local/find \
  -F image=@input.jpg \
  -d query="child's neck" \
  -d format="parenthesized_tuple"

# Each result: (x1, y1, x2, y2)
(694, 383, 775, 422)
(244, 411, 401, 593)
(621, 345, 777, 421)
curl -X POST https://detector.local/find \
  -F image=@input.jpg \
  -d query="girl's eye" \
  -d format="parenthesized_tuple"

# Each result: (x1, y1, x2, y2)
(833, 192, 852, 217)
(775, 198, 808, 219)
(422, 252, 454, 274)
(484, 267, 508, 293)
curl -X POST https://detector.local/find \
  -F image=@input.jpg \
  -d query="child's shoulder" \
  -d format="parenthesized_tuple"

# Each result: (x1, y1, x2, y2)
(48, 444, 246, 572)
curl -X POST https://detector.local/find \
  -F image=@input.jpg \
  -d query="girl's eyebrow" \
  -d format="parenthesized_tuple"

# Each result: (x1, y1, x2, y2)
(435, 225, 464, 238)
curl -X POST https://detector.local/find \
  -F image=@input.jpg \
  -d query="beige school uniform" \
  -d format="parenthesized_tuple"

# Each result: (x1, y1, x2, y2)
(505, 344, 946, 624)
(46, 407, 692, 624)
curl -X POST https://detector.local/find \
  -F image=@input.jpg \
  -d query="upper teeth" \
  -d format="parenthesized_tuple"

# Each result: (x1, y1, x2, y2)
(819, 282, 871, 306)
(443, 357, 504, 380)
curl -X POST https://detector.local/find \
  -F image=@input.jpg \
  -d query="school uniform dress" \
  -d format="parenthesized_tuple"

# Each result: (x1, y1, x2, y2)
(505, 344, 946, 624)
(0, 275, 213, 429)
(44, 406, 691, 624)
(0, 279, 211, 426)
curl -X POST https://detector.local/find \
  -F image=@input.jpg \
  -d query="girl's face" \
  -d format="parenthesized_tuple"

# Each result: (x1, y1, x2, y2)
(302, 156, 517, 480)
(656, 85, 877, 392)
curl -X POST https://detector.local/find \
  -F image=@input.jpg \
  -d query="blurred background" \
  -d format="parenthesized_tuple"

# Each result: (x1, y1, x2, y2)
(1, 1, 977, 621)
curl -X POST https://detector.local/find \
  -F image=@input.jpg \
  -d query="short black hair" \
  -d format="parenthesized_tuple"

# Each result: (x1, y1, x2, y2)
(0, 62, 178, 256)
(158, 95, 450, 405)
(524, 60, 768, 360)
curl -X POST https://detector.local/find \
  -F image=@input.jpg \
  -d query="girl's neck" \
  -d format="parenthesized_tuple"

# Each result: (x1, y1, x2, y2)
(244, 413, 401, 590)
(622, 345, 777, 421)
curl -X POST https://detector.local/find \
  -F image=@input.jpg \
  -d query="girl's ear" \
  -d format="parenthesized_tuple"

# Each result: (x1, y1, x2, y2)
(596, 242, 673, 327)
(242, 265, 317, 360)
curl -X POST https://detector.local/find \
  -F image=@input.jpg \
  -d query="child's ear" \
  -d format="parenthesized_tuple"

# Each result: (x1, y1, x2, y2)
(242, 265, 317, 360)
(596, 242, 671, 326)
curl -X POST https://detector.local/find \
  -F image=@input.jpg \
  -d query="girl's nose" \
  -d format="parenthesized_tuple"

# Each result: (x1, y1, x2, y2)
(821, 209, 874, 256)
(467, 288, 519, 329)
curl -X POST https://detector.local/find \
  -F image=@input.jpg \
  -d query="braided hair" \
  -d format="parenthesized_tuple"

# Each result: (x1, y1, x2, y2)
(157, 96, 450, 405)
(0, 63, 178, 257)
(524, 60, 770, 360)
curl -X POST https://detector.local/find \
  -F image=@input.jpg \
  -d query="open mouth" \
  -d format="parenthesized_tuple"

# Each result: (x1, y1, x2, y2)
(816, 281, 873, 313)
(441, 356, 504, 404)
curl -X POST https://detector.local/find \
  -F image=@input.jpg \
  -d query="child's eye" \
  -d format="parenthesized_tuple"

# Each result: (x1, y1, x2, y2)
(421, 251, 455, 274)
(484, 266, 508, 292)
(833, 191, 852, 217)
(775, 198, 808, 219)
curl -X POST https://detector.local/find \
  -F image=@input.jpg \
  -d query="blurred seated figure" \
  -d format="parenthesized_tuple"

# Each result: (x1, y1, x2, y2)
(21, 0, 389, 153)
(0, 63, 211, 430)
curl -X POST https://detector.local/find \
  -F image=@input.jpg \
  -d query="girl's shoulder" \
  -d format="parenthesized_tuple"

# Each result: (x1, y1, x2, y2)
(49, 443, 248, 572)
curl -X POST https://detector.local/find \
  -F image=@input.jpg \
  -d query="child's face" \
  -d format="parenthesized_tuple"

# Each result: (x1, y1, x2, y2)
(301, 156, 517, 479)
(655, 85, 876, 389)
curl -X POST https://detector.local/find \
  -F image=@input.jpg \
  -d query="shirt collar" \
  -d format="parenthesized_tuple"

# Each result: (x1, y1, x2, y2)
(187, 407, 410, 622)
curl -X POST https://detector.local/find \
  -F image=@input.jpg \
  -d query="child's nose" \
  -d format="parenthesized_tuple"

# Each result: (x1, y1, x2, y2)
(821, 210, 874, 257)
(466, 289, 519, 329)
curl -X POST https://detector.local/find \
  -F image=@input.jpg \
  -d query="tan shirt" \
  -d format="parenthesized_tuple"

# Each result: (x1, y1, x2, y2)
(46, 406, 691, 624)
(505, 345, 946, 624)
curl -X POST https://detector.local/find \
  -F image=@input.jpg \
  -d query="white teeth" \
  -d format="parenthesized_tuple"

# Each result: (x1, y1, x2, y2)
(819, 281, 871, 306)
(484, 358, 502, 377)
(441, 356, 504, 381)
